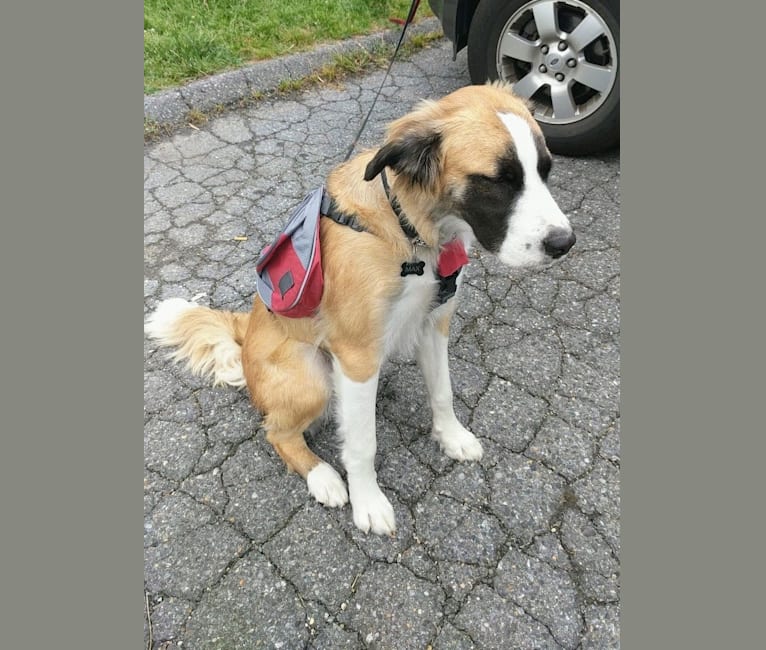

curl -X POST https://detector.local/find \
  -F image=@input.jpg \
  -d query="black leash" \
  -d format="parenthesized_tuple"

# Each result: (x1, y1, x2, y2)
(341, 0, 422, 162)
(324, 0, 429, 268)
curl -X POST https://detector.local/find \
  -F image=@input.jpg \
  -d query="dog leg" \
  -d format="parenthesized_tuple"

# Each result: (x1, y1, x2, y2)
(333, 358, 396, 536)
(244, 337, 347, 508)
(416, 319, 484, 462)
(265, 425, 348, 508)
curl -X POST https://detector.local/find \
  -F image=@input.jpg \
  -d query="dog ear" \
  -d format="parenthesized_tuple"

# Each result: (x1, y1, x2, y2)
(363, 128, 442, 189)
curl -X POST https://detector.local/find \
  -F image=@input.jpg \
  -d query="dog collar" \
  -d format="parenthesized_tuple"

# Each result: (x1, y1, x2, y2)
(378, 170, 470, 288)
(380, 169, 427, 248)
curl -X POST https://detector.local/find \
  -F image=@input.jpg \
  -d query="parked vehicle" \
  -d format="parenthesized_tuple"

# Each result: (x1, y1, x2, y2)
(428, 0, 619, 154)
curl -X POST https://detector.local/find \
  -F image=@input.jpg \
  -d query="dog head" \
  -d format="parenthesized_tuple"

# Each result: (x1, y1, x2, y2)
(364, 82, 575, 266)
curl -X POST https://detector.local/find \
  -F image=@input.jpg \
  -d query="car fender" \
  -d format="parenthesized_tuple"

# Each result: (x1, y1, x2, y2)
(428, 0, 477, 58)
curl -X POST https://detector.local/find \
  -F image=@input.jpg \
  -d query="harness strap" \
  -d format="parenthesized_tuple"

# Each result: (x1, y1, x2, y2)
(320, 186, 466, 305)
(320, 190, 368, 233)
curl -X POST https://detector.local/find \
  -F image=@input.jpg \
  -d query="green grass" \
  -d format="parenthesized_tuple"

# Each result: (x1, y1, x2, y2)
(144, 0, 432, 94)
(143, 28, 443, 142)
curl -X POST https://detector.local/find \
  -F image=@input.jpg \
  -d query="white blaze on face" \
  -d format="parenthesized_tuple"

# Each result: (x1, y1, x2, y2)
(496, 112, 572, 266)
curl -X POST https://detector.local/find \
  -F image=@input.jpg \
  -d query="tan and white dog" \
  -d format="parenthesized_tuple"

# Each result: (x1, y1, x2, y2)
(145, 82, 575, 536)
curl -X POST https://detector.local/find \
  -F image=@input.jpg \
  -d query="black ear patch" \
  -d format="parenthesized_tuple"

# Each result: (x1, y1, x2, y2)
(363, 130, 442, 189)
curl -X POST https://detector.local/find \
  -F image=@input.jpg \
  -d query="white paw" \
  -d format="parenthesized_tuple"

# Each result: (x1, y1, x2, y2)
(435, 423, 484, 461)
(306, 463, 348, 508)
(349, 483, 397, 536)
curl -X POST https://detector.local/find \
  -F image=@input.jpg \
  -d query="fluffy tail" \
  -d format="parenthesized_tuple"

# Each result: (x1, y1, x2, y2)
(145, 298, 251, 388)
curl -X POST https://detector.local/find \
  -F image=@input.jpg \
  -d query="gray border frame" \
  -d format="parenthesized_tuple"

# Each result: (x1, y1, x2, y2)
(622, 0, 764, 647)
(2, 0, 764, 647)
(0, 2, 139, 647)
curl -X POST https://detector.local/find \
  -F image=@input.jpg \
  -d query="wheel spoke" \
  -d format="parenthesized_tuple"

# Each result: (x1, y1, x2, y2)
(567, 14, 606, 52)
(573, 62, 614, 93)
(512, 72, 546, 99)
(550, 84, 577, 119)
(499, 33, 538, 63)
(532, 1, 560, 41)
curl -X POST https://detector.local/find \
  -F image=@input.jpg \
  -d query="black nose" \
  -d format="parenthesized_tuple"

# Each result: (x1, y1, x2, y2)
(543, 228, 576, 258)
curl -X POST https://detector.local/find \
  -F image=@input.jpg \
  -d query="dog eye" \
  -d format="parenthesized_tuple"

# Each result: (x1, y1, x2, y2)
(469, 168, 521, 190)
(468, 174, 496, 187)
(495, 157, 523, 186)
(500, 169, 518, 183)
(479, 171, 515, 185)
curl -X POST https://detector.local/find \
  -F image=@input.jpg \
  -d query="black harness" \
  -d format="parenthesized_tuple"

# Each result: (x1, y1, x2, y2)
(319, 170, 421, 244)
(319, 192, 367, 233)
(320, 173, 465, 305)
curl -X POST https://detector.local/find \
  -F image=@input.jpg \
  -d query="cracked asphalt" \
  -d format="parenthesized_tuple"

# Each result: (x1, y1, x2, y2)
(144, 38, 620, 650)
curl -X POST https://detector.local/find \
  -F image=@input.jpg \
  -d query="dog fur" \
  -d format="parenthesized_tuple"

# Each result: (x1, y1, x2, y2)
(145, 82, 574, 536)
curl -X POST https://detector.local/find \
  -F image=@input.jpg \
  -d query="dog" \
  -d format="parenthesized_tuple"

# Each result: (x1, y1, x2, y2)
(145, 82, 575, 536)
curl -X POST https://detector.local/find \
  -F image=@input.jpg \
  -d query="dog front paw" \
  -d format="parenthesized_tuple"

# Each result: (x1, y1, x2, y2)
(349, 484, 396, 536)
(434, 423, 484, 461)
(307, 462, 349, 508)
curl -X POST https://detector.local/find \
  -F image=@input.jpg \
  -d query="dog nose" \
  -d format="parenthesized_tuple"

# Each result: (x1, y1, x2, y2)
(543, 228, 576, 259)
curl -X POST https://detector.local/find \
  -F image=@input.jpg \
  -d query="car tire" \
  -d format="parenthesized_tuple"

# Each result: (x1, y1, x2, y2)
(467, 0, 619, 155)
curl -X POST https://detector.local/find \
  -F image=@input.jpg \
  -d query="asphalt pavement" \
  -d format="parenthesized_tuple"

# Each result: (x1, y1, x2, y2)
(144, 34, 620, 650)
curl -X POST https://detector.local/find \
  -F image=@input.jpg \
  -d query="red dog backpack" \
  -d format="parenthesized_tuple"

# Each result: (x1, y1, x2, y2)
(255, 187, 324, 318)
